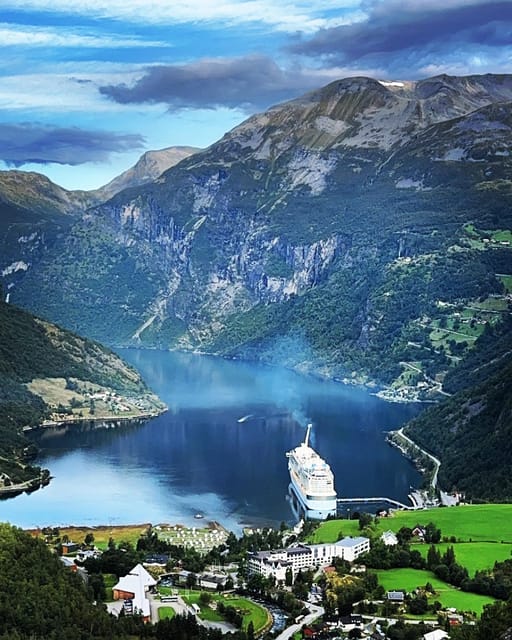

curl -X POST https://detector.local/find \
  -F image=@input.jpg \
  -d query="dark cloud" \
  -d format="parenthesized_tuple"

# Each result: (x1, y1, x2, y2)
(289, 1, 512, 69)
(0, 123, 145, 166)
(99, 55, 324, 111)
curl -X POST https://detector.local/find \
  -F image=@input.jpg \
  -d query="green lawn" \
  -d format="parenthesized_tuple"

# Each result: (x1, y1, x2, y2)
(308, 518, 361, 543)
(378, 505, 512, 543)
(374, 568, 495, 614)
(416, 542, 512, 575)
(375, 568, 448, 592)
(174, 589, 269, 632)
(158, 607, 176, 621)
(226, 597, 270, 631)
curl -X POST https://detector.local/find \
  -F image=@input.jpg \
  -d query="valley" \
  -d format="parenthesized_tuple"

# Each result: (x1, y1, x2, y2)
(1, 73, 511, 507)
(1, 0, 512, 633)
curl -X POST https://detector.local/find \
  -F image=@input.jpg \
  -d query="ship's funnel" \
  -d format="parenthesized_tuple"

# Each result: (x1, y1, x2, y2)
(304, 423, 312, 447)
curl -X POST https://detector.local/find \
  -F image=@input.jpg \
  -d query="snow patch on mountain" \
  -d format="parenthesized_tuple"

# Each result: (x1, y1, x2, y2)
(441, 148, 467, 161)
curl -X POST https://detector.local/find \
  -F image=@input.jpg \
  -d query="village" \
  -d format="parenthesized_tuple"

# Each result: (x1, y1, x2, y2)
(32, 509, 493, 640)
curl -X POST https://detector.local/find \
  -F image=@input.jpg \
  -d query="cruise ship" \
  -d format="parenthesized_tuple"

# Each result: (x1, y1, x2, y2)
(286, 424, 337, 520)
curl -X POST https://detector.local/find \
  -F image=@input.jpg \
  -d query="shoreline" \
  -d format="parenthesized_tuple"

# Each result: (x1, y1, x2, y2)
(23, 409, 166, 434)
(0, 471, 51, 498)
(1, 410, 166, 500)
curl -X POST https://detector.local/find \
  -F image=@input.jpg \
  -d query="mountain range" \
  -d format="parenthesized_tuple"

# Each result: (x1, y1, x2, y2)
(3, 74, 511, 387)
(1, 72, 512, 497)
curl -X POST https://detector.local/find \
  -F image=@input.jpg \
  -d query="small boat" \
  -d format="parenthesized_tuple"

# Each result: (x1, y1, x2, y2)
(237, 414, 254, 423)
(194, 513, 204, 519)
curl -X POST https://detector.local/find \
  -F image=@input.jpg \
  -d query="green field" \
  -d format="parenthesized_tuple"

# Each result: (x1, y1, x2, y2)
(174, 590, 269, 632)
(469, 297, 509, 312)
(374, 568, 495, 614)
(380, 505, 512, 543)
(158, 607, 176, 620)
(416, 542, 512, 575)
(308, 518, 361, 543)
(31, 524, 151, 550)
(463, 225, 512, 246)
(311, 505, 512, 545)
(490, 230, 512, 243)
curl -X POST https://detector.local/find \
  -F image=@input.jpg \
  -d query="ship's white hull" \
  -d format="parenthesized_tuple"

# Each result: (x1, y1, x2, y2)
(288, 476, 337, 521)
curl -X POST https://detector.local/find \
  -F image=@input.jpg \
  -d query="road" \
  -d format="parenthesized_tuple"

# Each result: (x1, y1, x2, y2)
(275, 603, 324, 640)
(397, 428, 441, 490)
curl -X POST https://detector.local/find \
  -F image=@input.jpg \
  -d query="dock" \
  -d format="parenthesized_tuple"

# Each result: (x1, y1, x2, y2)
(336, 496, 416, 511)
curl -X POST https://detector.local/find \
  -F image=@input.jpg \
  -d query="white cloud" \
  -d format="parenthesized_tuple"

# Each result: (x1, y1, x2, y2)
(5, 0, 364, 33)
(0, 70, 160, 111)
(0, 23, 166, 48)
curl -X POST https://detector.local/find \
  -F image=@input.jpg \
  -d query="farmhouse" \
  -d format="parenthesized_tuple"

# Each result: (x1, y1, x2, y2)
(386, 590, 405, 603)
(112, 563, 157, 622)
(61, 541, 80, 554)
(381, 530, 398, 546)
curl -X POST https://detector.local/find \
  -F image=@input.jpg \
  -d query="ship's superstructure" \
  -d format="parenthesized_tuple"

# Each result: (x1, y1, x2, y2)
(286, 424, 337, 520)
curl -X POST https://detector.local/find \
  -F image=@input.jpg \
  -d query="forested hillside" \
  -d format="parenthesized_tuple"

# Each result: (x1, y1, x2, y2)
(0, 523, 254, 640)
(0, 297, 164, 489)
(405, 320, 512, 500)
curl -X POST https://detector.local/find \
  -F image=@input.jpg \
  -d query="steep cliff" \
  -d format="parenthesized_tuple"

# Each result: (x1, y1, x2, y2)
(4, 74, 512, 392)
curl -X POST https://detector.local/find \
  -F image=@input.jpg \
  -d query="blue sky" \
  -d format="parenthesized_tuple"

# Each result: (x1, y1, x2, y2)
(1, 0, 511, 190)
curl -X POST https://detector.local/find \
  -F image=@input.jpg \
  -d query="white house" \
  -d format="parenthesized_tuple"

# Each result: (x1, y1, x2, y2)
(381, 530, 398, 546)
(112, 563, 157, 622)
(247, 537, 370, 582)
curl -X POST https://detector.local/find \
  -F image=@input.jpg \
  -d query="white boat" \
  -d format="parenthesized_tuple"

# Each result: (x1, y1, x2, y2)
(286, 424, 337, 520)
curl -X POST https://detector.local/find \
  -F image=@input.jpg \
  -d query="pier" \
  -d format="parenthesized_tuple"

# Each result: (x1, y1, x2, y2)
(337, 496, 416, 511)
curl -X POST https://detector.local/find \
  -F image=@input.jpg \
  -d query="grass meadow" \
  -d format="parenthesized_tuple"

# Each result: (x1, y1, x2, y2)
(374, 568, 496, 614)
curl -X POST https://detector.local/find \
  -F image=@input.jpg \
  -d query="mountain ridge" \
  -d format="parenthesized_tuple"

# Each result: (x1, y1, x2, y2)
(92, 145, 200, 201)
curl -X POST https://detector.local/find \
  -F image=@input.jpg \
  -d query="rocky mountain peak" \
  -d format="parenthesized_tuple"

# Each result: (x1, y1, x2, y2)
(93, 145, 201, 201)
(217, 73, 512, 157)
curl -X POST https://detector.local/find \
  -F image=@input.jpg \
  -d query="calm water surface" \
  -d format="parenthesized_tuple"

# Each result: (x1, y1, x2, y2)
(1, 350, 422, 532)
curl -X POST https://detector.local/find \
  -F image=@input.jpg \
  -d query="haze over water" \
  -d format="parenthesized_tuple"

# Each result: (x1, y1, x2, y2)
(0, 350, 422, 532)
